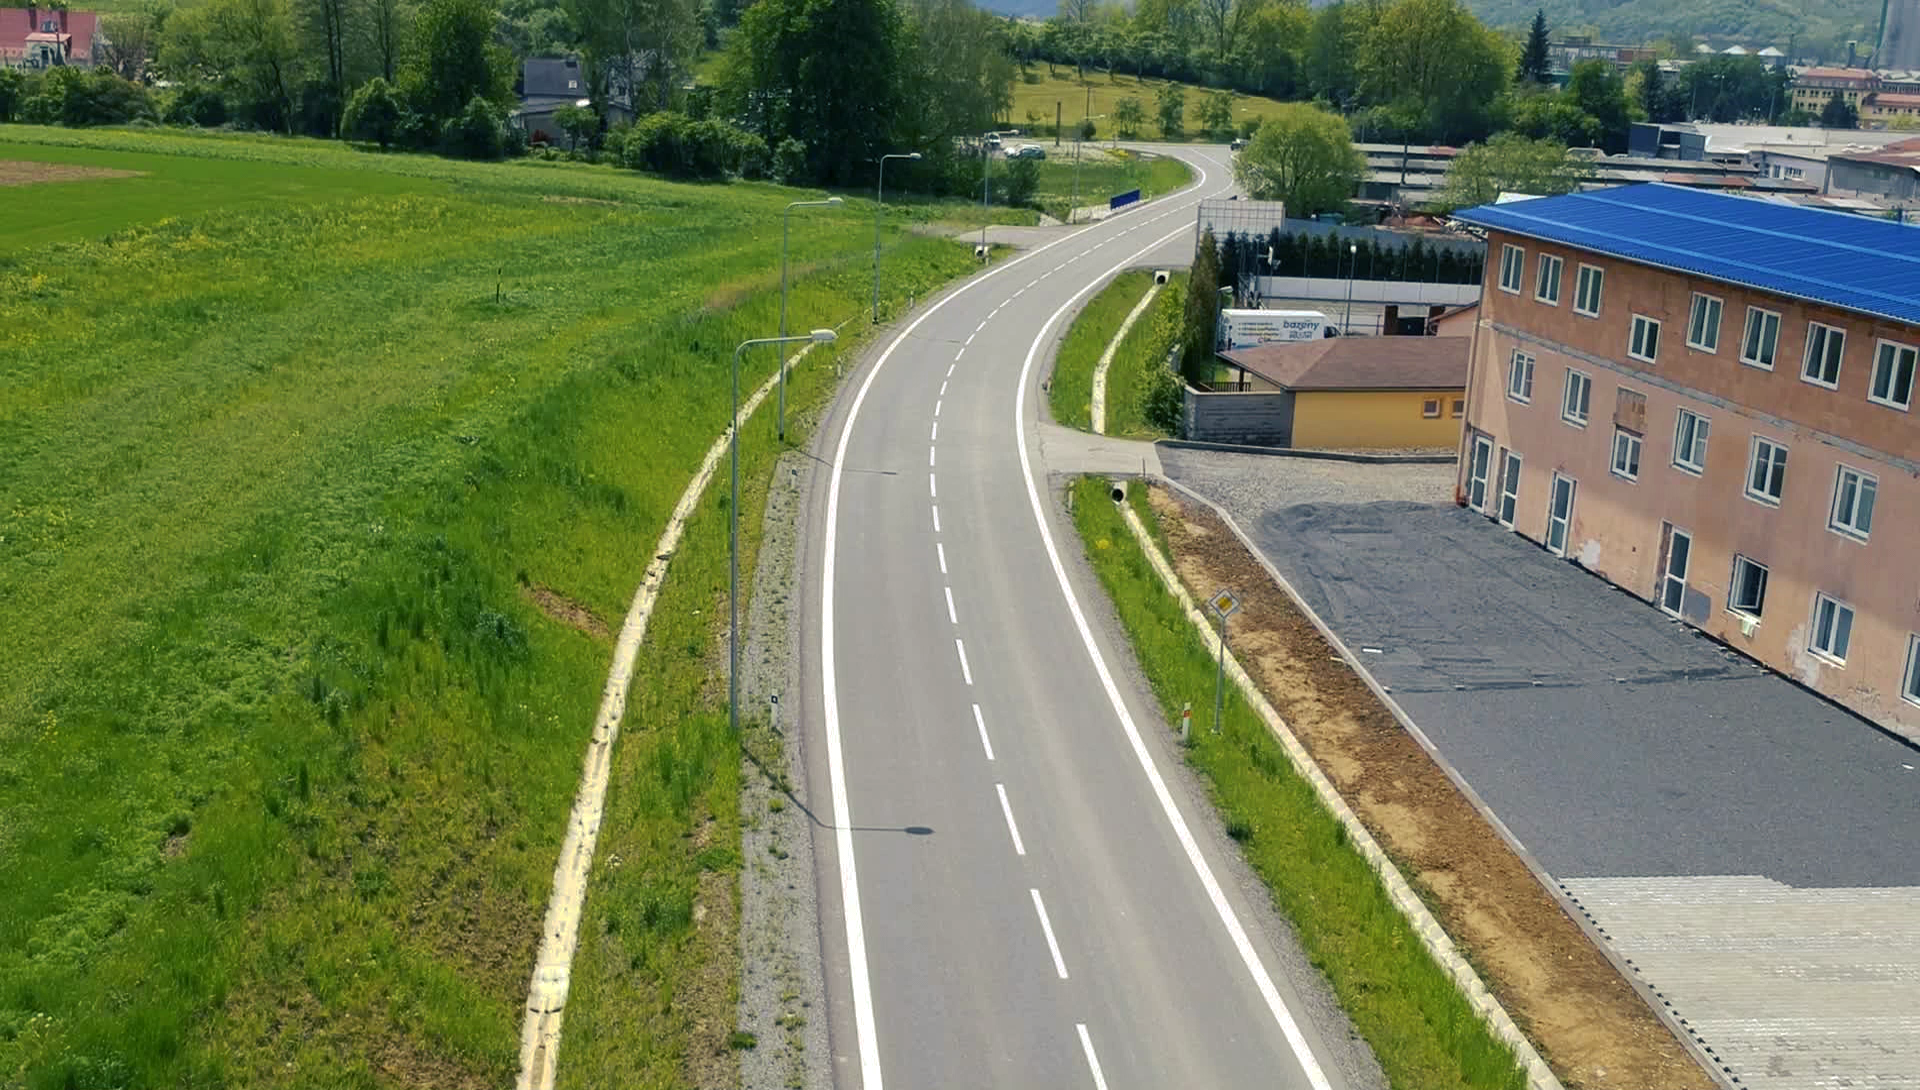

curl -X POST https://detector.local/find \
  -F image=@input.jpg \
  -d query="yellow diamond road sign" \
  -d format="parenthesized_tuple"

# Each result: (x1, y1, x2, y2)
(1210, 589, 1240, 618)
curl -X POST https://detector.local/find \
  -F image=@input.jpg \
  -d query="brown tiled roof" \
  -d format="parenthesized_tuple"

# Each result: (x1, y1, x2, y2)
(1220, 337, 1468, 392)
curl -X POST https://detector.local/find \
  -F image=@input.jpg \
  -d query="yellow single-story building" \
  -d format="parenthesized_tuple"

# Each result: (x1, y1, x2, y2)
(1216, 336, 1468, 450)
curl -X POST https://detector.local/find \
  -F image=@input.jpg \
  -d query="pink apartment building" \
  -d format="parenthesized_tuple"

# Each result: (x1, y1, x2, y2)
(1453, 184, 1920, 743)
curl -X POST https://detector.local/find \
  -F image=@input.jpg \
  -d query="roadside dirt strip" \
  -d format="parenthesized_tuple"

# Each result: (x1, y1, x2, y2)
(1145, 483, 1713, 1090)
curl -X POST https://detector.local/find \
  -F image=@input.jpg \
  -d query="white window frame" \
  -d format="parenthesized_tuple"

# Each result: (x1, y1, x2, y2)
(1561, 369, 1591, 427)
(1808, 592, 1855, 665)
(1450, 397, 1465, 419)
(1902, 635, 1920, 707)
(1828, 464, 1877, 541)
(1659, 525, 1692, 617)
(1869, 338, 1917, 411)
(1800, 321, 1845, 389)
(1421, 398, 1442, 418)
(1467, 433, 1494, 512)
(1507, 350, 1534, 403)
(1740, 306, 1781, 370)
(1685, 292, 1723, 353)
(1728, 555, 1769, 620)
(1546, 474, 1576, 556)
(1628, 314, 1661, 363)
(1534, 253, 1564, 305)
(1573, 263, 1604, 318)
(1610, 428, 1642, 481)
(1498, 244, 1525, 294)
(1745, 436, 1788, 506)
(1671, 408, 1710, 475)
(1496, 450, 1521, 528)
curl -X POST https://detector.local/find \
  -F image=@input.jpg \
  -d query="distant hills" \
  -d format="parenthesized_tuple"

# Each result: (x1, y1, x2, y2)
(982, 0, 1888, 64)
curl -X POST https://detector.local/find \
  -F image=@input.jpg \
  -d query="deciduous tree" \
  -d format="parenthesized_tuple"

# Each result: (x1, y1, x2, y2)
(406, 0, 513, 121)
(1230, 102, 1363, 215)
(1155, 81, 1185, 138)
(1436, 132, 1590, 211)
(1113, 93, 1144, 137)
(1358, 0, 1509, 143)
(726, 0, 903, 185)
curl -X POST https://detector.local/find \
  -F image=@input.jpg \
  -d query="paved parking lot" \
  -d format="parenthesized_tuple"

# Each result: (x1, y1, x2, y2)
(1160, 448, 1920, 1090)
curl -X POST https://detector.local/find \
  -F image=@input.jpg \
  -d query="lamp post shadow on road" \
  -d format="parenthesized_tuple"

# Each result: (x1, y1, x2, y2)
(781, 197, 844, 444)
(873, 151, 922, 325)
(730, 330, 838, 743)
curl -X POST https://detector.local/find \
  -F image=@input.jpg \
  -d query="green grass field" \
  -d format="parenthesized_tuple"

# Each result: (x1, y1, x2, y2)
(0, 125, 977, 1089)
(1012, 70, 1292, 142)
(1101, 271, 1185, 439)
(1048, 270, 1151, 430)
(1028, 148, 1192, 222)
(1070, 478, 1526, 1090)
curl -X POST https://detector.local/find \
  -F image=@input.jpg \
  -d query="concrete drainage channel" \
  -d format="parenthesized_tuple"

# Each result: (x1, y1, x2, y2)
(515, 331, 844, 1090)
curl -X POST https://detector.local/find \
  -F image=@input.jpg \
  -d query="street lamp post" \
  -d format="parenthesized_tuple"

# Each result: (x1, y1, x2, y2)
(729, 330, 839, 739)
(981, 137, 992, 265)
(1343, 242, 1358, 335)
(873, 152, 922, 324)
(781, 197, 844, 443)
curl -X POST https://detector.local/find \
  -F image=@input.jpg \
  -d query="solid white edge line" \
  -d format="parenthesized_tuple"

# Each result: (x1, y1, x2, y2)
(995, 783, 1027, 856)
(973, 703, 995, 761)
(937, 542, 948, 575)
(945, 585, 958, 625)
(1076, 1024, 1111, 1090)
(819, 151, 1216, 1090)
(1030, 888, 1069, 979)
(955, 638, 973, 685)
(1010, 158, 1338, 1090)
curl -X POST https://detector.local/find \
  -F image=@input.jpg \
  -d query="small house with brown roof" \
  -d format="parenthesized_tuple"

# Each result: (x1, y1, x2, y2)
(1210, 337, 1468, 449)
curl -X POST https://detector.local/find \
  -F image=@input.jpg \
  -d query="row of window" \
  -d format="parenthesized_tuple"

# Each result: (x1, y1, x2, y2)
(1497, 244, 1920, 411)
(1507, 350, 1882, 542)
(1466, 445, 1910, 691)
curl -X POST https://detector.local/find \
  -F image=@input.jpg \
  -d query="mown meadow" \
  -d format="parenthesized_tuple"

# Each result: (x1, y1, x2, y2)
(0, 126, 978, 1088)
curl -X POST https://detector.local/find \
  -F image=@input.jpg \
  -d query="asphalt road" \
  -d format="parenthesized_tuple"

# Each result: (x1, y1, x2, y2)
(799, 149, 1378, 1089)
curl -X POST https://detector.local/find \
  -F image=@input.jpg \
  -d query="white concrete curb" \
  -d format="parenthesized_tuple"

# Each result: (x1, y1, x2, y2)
(514, 335, 834, 1090)
(1090, 280, 1162, 436)
(1113, 495, 1563, 1090)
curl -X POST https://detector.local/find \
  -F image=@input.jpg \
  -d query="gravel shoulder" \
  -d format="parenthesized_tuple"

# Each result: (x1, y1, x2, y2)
(735, 448, 832, 1090)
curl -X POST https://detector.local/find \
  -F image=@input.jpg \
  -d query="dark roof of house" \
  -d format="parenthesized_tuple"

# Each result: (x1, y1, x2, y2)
(1221, 337, 1468, 392)
(1453, 182, 1920, 328)
(0, 6, 99, 63)
(521, 56, 587, 100)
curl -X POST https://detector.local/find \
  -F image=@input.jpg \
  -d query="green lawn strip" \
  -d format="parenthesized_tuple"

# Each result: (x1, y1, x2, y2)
(1030, 149, 1192, 223)
(1011, 71, 1294, 141)
(0, 127, 975, 1087)
(1103, 270, 1186, 439)
(553, 243, 975, 1087)
(1069, 477, 1527, 1090)
(1047, 270, 1152, 430)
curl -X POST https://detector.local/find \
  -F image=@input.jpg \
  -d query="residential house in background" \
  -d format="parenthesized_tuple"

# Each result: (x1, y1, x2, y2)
(1452, 184, 1920, 743)
(0, 6, 101, 68)
(512, 56, 639, 143)
(1201, 337, 1468, 450)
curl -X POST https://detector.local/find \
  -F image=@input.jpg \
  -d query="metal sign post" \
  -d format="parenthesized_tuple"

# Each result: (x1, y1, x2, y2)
(1208, 589, 1239, 734)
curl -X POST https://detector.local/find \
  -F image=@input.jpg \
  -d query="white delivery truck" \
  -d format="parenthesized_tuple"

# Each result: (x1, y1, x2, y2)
(1218, 309, 1337, 349)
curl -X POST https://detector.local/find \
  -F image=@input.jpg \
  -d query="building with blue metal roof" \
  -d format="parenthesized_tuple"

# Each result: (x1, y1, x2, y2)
(1452, 183, 1920, 328)
(1447, 181, 1920, 751)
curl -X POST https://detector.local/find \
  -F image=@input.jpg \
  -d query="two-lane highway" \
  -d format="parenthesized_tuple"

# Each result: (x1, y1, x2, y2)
(803, 146, 1366, 1089)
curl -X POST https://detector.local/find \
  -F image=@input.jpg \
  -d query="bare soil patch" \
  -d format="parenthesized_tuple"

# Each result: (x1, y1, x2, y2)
(0, 160, 144, 186)
(1148, 485, 1712, 1090)
(521, 583, 611, 640)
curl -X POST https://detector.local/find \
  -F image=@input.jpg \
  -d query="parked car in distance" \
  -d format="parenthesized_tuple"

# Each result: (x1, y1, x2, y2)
(1010, 144, 1047, 160)
(1229, 137, 1248, 151)
(985, 134, 1003, 148)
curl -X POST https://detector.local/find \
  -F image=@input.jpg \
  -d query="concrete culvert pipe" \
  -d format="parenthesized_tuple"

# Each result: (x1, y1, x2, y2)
(1110, 481, 1128, 504)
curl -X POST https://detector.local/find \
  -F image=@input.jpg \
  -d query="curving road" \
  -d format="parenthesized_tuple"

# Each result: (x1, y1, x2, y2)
(800, 146, 1367, 1089)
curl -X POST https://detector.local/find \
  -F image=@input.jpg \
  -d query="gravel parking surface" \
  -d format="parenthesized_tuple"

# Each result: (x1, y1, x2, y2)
(1157, 447, 1456, 514)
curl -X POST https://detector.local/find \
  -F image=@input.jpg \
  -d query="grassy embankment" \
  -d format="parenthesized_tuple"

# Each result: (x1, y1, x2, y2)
(1047, 270, 1152, 430)
(1069, 477, 1526, 1090)
(1029, 148, 1192, 222)
(0, 126, 976, 1089)
(1012, 70, 1294, 141)
(1048, 269, 1187, 437)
